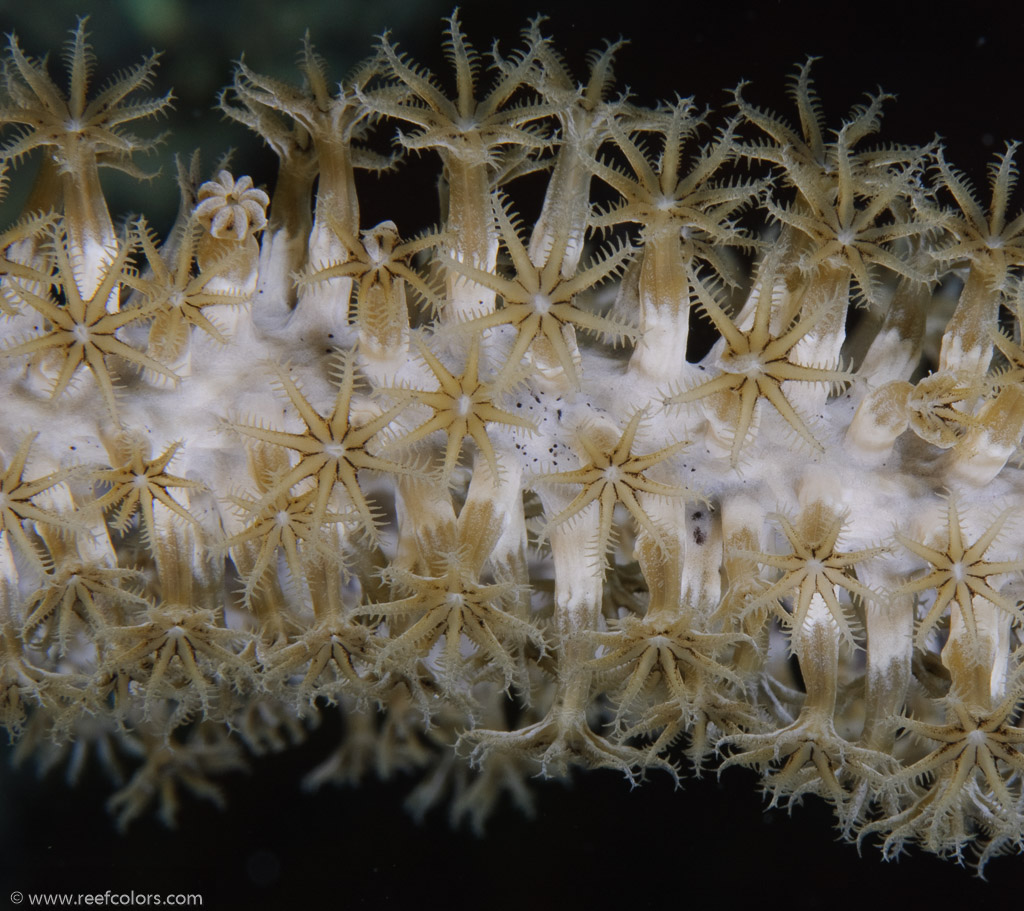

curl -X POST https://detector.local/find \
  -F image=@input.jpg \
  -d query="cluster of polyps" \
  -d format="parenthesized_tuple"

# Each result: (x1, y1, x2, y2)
(1, 15, 1023, 864)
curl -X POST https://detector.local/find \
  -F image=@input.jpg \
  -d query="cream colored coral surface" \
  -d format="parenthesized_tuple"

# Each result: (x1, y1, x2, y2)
(2, 15, 1024, 867)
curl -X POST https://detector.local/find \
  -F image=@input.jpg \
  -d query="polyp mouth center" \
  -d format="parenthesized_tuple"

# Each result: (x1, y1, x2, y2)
(531, 293, 552, 314)
(726, 353, 764, 378)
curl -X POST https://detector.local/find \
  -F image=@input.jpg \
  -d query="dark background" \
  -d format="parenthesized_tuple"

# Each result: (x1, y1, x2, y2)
(1, 0, 1022, 906)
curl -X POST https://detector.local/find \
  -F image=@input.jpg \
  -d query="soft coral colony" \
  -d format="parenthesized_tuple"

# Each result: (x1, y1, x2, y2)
(2, 12, 1024, 866)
